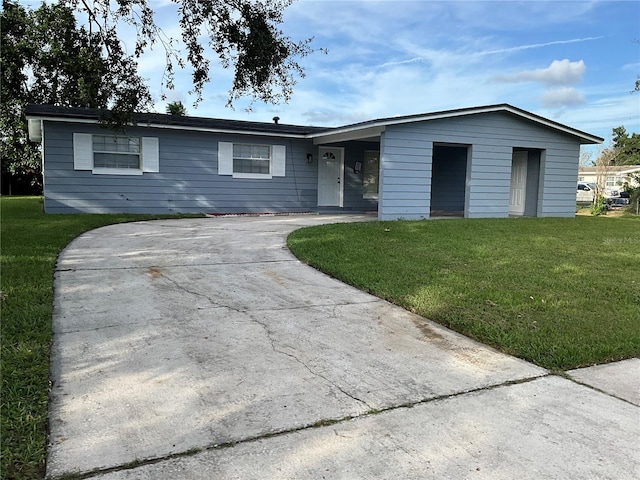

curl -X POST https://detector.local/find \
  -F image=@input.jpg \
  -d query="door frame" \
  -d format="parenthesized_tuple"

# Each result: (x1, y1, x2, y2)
(317, 146, 344, 207)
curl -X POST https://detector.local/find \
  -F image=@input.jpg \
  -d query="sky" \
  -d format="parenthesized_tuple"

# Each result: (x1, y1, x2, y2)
(21, 0, 640, 147)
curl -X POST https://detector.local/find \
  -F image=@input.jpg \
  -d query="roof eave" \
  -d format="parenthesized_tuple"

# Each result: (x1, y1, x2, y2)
(24, 113, 315, 139)
(307, 104, 604, 145)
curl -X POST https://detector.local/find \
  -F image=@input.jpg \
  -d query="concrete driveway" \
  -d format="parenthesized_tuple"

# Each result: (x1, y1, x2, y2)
(48, 215, 639, 479)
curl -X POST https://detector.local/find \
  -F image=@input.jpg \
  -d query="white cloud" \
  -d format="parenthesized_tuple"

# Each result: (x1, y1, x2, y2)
(540, 87, 586, 108)
(477, 38, 601, 58)
(115, 0, 635, 144)
(496, 59, 586, 86)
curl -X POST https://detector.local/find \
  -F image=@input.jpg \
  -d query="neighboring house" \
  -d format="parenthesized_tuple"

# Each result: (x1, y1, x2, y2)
(26, 103, 602, 219)
(578, 165, 640, 195)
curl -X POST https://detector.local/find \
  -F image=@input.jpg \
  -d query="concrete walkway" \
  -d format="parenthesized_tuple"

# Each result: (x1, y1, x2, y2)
(48, 215, 639, 479)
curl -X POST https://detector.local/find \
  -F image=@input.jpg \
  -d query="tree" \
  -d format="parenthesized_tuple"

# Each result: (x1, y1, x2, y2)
(166, 101, 188, 116)
(61, 0, 314, 107)
(611, 126, 640, 165)
(2, 0, 314, 193)
(1, 0, 152, 193)
(0, 1, 39, 193)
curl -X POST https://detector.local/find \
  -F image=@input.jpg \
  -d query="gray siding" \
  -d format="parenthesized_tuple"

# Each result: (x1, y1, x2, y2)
(42, 121, 319, 214)
(41, 109, 585, 218)
(378, 112, 582, 220)
(379, 131, 433, 221)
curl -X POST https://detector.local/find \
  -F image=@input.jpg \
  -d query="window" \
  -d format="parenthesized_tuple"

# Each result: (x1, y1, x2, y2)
(233, 144, 271, 174)
(93, 135, 140, 170)
(218, 142, 286, 179)
(363, 150, 379, 198)
(73, 133, 159, 175)
(606, 176, 616, 187)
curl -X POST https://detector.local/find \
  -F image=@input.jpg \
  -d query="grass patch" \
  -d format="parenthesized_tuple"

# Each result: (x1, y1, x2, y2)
(288, 216, 640, 371)
(0, 197, 202, 480)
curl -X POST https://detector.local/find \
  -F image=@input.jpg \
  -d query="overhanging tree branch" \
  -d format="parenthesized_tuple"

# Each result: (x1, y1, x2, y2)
(64, 0, 315, 108)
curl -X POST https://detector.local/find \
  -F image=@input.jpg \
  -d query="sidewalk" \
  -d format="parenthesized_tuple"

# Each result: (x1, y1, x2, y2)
(47, 215, 639, 479)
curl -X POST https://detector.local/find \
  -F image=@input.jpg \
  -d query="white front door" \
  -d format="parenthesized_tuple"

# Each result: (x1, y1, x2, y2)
(318, 147, 344, 207)
(509, 151, 528, 216)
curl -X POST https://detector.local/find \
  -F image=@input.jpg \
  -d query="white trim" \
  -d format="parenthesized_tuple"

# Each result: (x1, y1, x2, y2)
(92, 168, 143, 176)
(312, 126, 384, 146)
(25, 115, 309, 139)
(27, 104, 604, 145)
(73, 133, 93, 170)
(218, 141, 234, 175)
(272, 145, 286, 177)
(141, 137, 159, 172)
(232, 172, 272, 180)
(307, 105, 603, 145)
(219, 142, 286, 179)
(136, 122, 306, 139)
(73, 132, 157, 175)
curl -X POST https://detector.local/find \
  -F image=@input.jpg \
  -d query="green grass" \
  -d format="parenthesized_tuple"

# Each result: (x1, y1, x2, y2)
(2, 198, 639, 478)
(0, 197, 202, 480)
(288, 216, 640, 371)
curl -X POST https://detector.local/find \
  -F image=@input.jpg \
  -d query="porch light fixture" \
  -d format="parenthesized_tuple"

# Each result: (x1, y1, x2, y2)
(306, 153, 314, 164)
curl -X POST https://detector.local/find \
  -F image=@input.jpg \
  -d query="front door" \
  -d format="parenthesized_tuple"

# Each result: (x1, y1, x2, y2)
(318, 147, 344, 207)
(509, 151, 528, 216)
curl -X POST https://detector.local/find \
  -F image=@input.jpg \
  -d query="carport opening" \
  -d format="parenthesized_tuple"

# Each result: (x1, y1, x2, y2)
(430, 144, 469, 217)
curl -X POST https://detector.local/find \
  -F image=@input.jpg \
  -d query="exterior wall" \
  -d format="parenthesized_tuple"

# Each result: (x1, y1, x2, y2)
(42, 121, 319, 214)
(378, 112, 582, 220)
(378, 130, 433, 221)
(41, 111, 586, 217)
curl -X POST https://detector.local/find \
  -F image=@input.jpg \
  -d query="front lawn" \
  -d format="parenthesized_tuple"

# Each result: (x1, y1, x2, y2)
(0, 197, 202, 480)
(288, 216, 640, 371)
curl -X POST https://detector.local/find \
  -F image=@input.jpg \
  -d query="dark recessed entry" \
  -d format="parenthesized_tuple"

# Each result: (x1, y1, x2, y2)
(430, 145, 468, 217)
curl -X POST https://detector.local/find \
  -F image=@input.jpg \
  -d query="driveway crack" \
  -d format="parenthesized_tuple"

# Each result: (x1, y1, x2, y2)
(155, 270, 244, 314)
(247, 312, 374, 411)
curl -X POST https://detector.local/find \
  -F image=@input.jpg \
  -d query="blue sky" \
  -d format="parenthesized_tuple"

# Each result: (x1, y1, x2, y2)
(150, 0, 640, 146)
(23, 0, 640, 145)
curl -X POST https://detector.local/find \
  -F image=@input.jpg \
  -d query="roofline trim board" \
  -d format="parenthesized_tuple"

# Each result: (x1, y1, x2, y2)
(305, 104, 604, 144)
(25, 103, 604, 145)
(27, 115, 311, 139)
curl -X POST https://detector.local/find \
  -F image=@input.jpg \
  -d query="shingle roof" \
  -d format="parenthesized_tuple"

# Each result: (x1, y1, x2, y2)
(25, 103, 604, 144)
(24, 104, 330, 136)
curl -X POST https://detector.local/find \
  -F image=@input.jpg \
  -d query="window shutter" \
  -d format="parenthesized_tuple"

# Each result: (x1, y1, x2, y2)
(141, 137, 159, 172)
(73, 133, 93, 170)
(272, 145, 286, 177)
(218, 142, 233, 175)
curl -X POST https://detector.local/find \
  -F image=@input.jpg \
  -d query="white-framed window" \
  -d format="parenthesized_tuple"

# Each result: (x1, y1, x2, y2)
(93, 135, 141, 170)
(218, 141, 286, 179)
(363, 150, 379, 199)
(233, 144, 271, 174)
(73, 133, 159, 175)
(606, 176, 616, 187)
